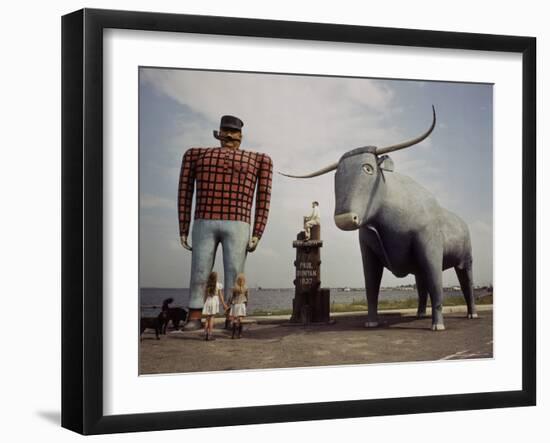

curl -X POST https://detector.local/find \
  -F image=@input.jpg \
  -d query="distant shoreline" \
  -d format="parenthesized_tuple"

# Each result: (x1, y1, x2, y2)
(141, 292, 493, 317)
(141, 286, 493, 292)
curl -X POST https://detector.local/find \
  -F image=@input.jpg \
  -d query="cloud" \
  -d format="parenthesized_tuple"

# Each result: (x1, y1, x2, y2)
(141, 69, 403, 163)
(141, 69, 396, 120)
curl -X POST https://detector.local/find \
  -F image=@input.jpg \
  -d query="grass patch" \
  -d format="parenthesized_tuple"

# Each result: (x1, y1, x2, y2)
(476, 293, 493, 304)
(330, 303, 369, 312)
(250, 292, 493, 316)
(250, 308, 293, 316)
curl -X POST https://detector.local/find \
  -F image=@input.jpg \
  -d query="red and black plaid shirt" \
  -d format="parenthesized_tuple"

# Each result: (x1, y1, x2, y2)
(178, 147, 273, 239)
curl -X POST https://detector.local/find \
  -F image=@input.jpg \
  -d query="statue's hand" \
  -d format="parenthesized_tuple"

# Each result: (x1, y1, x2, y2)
(180, 235, 192, 251)
(247, 236, 259, 252)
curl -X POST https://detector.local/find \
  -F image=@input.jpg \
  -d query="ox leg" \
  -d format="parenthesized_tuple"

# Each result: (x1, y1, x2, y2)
(415, 237, 445, 331)
(415, 274, 429, 318)
(426, 269, 445, 331)
(455, 266, 478, 319)
(361, 244, 383, 328)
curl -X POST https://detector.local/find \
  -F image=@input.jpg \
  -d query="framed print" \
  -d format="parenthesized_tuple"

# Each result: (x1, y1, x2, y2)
(61, 8, 536, 435)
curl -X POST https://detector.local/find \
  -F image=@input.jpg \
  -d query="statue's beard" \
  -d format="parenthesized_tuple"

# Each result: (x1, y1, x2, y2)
(222, 137, 240, 148)
(221, 136, 240, 142)
(214, 131, 241, 148)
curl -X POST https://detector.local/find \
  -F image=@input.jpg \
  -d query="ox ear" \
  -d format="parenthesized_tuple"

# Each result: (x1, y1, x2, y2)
(377, 155, 394, 172)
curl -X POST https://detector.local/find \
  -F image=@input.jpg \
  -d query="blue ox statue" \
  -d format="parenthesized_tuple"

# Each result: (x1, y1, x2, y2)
(281, 107, 477, 331)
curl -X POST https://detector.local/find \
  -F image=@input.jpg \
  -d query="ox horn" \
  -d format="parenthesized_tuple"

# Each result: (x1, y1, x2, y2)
(278, 162, 339, 179)
(376, 105, 436, 155)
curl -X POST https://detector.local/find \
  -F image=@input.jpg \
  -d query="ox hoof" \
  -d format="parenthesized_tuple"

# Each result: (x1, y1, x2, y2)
(364, 321, 379, 328)
(468, 313, 479, 319)
(416, 311, 428, 319)
(431, 323, 446, 331)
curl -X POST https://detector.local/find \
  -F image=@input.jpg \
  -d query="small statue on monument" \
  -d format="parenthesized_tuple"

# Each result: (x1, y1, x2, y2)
(303, 201, 321, 241)
(291, 202, 330, 323)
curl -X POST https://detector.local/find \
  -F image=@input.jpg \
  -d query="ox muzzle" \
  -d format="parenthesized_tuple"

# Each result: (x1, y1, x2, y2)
(334, 212, 360, 230)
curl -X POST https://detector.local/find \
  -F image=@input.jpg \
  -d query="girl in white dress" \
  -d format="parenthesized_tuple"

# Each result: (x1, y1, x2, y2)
(202, 272, 226, 341)
(230, 273, 249, 339)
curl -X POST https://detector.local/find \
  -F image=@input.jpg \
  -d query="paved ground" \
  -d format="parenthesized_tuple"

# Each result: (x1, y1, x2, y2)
(139, 306, 493, 374)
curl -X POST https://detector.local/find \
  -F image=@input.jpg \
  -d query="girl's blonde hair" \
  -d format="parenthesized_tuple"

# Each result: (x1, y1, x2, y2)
(204, 271, 218, 300)
(233, 273, 247, 294)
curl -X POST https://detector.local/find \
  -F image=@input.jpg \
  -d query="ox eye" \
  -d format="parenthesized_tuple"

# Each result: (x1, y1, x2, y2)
(362, 163, 374, 175)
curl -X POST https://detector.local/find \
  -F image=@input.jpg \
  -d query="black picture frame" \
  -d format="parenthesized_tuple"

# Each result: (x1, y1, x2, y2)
(61, 8, 536, 435)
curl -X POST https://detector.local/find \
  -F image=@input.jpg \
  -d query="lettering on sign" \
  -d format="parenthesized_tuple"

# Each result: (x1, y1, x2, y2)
(297, 262, 316, 278)
(296, 270, 317, 277)
(296, 260, 318, 286)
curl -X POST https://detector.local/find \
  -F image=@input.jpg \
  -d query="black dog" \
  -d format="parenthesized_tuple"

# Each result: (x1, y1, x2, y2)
(140, 311, 167, 340)
(161, 307, 188, 334)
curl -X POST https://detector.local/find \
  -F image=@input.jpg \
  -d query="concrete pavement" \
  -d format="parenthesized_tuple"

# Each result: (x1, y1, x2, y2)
(139, 306, 493, 374)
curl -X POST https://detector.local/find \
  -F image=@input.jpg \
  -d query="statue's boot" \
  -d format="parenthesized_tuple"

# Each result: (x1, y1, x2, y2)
(237, 324, 243, 339)
(183, 319, 202, 331)
(183, 309, 203, 331)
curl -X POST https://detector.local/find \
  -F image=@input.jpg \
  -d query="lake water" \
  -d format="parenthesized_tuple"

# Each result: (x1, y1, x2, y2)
(140, 287, 472, 315)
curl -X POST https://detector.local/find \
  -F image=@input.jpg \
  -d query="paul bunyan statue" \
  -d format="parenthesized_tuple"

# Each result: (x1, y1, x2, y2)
(178, 115, 273, 330)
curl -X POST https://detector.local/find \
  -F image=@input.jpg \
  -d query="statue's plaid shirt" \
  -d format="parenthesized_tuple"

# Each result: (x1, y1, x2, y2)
(178, 147, 273, 239)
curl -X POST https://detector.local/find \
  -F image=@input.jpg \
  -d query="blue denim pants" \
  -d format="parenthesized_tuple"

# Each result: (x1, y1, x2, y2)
(188, 219, 250, 309)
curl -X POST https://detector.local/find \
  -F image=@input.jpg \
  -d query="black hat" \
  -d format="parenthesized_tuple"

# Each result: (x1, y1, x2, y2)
(220, 115, 244, 131)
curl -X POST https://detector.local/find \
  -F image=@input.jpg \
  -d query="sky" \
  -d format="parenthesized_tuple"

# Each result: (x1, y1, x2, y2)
(139, 67, 493, 289)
